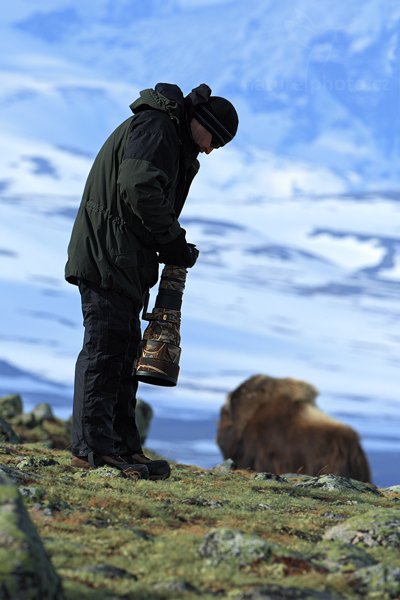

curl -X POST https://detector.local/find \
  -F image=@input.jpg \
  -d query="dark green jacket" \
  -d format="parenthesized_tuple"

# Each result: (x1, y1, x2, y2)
(65, 83, 200, 303)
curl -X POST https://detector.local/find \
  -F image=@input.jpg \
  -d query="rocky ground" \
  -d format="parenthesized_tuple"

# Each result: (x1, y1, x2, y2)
(0, 396, 399, 599)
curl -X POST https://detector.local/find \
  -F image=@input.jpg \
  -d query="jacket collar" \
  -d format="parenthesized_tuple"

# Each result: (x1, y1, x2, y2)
(130, 83, 183, 124)
(130, 83, 199, 155)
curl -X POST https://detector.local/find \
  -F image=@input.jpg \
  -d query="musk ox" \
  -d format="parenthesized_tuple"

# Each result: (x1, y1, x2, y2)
(217, 375, 371, 482)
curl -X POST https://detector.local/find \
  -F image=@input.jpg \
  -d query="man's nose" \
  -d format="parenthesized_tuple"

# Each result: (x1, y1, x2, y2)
(204, 147, 214, 155)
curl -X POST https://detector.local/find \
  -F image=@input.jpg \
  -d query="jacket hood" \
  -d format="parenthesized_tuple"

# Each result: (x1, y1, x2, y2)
(129, 83, 185, 125)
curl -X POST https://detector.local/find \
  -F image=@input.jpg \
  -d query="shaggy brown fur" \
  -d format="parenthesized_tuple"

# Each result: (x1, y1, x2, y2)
(217, 375, 371, 482)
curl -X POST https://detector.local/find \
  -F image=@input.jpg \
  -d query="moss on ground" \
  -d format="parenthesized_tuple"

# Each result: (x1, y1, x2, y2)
(0, 441, 399, 599)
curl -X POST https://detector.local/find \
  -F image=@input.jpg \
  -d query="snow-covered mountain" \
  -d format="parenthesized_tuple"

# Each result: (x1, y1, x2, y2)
(0, 1, 399, 483)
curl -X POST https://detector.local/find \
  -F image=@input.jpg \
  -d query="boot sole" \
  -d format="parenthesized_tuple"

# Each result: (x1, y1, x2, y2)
(149, 469, 171, 481)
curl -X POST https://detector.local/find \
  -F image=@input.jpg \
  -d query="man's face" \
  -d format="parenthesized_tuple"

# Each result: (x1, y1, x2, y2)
(190, 118, 215, 154)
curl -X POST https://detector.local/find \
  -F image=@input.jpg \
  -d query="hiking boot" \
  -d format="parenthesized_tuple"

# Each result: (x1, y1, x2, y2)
(124, 452, 171, 481)
(71, 454, 149, 480)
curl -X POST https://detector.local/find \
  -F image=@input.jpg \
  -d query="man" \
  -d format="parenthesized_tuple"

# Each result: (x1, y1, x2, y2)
(65, 83, 238, 480)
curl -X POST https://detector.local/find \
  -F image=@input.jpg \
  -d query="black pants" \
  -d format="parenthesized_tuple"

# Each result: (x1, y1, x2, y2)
(72, 280, 143, 457)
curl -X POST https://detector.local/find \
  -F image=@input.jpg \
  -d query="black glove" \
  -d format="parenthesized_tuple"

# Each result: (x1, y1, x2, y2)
(157, 231, 199, 268)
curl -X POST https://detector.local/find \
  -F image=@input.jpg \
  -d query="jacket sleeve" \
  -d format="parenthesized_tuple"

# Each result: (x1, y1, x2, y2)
(117, 111, 183, 245)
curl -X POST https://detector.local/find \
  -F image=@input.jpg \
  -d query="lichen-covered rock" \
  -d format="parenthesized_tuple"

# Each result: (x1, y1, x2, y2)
(199, 528, 272, 566)
(0, 394, 23, 419)
(294, 474, 380, 495)
(11, 403, 55, 430)
(199, 528, 298, 568)
(18, 486, 46, 502)
(321, 512, 347, 522)
(253, 472, 288, 483)
(324, 509, 400, 549)
(154, 579, 198, 594)
(256, 502, 272, 510)
(14, 411, 37, 428)
(17, 456, 59, 470)
(31, 402, 55, 423)
(182, 496, 225, 508)
(75, 465, 124, 479)
(282, 473, 314, 481)
(233, 584, 343, 599)
(311, 540, 377, 573)
(0, 471, 63, 599)
(0, 416, 20, 443)
(0, 463, 41, 485)
(384, 485, 400, 494)
(135, 398, 153, 444)
(347, 564, 400, 598)
(212, 458, 236, 472)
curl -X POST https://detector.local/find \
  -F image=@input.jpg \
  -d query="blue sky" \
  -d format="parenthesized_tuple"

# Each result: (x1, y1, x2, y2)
(1, 0, 400, 189)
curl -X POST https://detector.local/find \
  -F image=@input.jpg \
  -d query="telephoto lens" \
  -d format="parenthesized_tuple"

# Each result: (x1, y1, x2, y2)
(134, 265, 187, 386)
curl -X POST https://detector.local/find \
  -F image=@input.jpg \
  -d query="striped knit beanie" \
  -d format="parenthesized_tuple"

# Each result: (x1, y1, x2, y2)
(194, 96, 239, 147)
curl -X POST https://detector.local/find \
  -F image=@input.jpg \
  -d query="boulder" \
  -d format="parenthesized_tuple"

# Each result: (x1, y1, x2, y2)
(294, 474, 379, 495)
(135, 398, 153, 444)
(199, 528, 299, 568)
(31, 403, 55, 423)
(217, 374, 371, 482)
(0, 416, 20, 443)
(347, 564, 400, 598)
(0, 393, 23, 420)
(199, 528, 272, 567)
(0, 471, 63, 599)
(324, 509, 400, 549)
(311, 540, 376, 573)
(12, 402, 55, 429)
(14, 411, 37, 428)
(253, 472, 288, 483)
(11, 414, 71, 449)
(212, 458, 236, 472)
(384, 485, 400, 494)
(0, 463, 41, 485)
